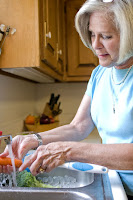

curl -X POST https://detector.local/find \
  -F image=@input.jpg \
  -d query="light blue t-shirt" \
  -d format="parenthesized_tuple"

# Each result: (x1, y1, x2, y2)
(86, 65, 133, 195)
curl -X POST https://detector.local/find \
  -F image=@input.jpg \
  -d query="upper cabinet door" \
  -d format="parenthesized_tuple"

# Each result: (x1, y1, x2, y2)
(0, 0, 40, 68)
(66, 0, 99, 78)
(41, 0, 57, 70)
(56, 0, 64, 74)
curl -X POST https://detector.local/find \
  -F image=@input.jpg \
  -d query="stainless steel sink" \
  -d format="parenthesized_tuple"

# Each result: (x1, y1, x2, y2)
(0, 188, 93, 200)
(36, 166, 94, 188)
(0, 167, 113, 200)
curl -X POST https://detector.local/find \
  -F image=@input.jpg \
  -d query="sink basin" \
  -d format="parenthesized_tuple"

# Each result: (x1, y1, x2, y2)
(0, 188, 93, 200)
(0, 167, 114, 200)
(36, 166, 94, 188)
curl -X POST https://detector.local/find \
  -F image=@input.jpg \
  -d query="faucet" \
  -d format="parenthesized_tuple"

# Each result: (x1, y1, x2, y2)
(0, 135, 12, 145)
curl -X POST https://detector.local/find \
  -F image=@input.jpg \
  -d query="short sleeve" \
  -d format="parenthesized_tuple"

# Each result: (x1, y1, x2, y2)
(85, 65, 101, 98)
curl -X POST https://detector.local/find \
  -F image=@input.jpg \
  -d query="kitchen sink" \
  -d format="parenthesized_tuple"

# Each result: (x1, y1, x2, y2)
(0, 189, 93, 200)
(0, 167, 127, 200)
(36, 166, 94, 188)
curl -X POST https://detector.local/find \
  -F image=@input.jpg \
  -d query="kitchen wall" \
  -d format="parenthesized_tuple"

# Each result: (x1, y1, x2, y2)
(35, 82, 87, 125)
(0, 74, 37, 136)
(0, 75, 101, 146)
(35, 82, 101, 144)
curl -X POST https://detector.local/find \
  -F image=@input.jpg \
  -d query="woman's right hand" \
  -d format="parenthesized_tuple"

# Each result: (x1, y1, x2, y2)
(0, 134, 39, 173)
(0, 134, 39, 159)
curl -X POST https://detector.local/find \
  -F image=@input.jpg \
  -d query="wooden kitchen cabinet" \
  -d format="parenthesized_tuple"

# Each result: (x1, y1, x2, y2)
(41, 0, 64, 75)
(0, 0, 64, 81)
(41, 0, 57, 70)
(65, 0, 99, 81)
(57, 0, 65, 74)
(0, 0, 98, 82)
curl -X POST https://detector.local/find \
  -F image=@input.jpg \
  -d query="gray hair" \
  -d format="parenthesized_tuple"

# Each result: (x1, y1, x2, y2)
(75, 0, 133, 65)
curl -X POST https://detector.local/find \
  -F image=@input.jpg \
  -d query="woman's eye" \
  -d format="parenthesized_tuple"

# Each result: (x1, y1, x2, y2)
(102, 35, 112, 39)
(90, 33, 95, 37)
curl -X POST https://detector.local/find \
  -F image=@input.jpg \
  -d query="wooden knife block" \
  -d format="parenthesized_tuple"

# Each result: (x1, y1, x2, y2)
(43, 103, 59, 121)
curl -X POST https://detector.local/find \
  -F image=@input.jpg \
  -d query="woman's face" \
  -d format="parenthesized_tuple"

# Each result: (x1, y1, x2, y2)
(89, 12, 120, 67)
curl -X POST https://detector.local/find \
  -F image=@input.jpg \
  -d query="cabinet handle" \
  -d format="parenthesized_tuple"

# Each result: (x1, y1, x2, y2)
(56, 43, 63, 60)
(46, 32, 51, 39)
(58, 49, 62, 55)
(44, 22, 51, 47)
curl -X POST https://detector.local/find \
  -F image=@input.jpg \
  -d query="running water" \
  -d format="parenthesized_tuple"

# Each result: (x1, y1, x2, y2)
(7, 144, 17, 187)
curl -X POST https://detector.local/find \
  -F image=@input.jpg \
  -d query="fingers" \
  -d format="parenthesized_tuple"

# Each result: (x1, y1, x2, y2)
(42, 156, 65, 173)
(29, 149, 65, 175)
(38, 166, 47, 174)
(0, 165, 13, 174)
(20, 142, 70, 176)
(17, 135, 41, 159)
(7, 165, 13, 174)
(19, 152, 38, 172)
(0, 165, 2, 173)
(18, 142, 32, 160)
(28, 152, 45, 176)
(18, 147, 30, 160)
(36, 157, 64, 174)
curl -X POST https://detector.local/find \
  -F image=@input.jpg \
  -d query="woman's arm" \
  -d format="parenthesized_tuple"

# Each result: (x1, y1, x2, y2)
(38, 94, 95, 144)
(66, 142, 133, 171)
(19, 141, 133, 175)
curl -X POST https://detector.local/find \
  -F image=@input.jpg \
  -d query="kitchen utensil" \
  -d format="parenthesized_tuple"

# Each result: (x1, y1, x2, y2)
(59, 162, 108, 174)
(54, 95, 60, 104)
(52, 109, 62, 117)
(50, 94, 60, 110)
(49, 93, 54, 106)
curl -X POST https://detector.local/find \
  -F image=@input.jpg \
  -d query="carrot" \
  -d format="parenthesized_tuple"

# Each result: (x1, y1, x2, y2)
(0, 157, 22, 168)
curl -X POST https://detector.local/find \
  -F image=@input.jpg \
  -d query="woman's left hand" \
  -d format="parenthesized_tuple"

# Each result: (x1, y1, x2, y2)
(19, 142, 71, 176)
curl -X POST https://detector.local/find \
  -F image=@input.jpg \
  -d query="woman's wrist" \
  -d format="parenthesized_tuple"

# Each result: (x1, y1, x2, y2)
(63, 142, 76, 162)
(65, 142, 88, 162)
(34, 133, 43, 147)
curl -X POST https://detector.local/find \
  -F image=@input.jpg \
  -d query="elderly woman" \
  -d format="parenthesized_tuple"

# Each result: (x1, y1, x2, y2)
(1, 0, 133, 198)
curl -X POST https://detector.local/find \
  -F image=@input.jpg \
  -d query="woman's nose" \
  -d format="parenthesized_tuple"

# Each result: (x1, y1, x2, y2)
(92, 36, 103, 50)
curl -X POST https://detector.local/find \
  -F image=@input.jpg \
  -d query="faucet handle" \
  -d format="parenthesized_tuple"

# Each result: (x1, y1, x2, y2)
(4, 138, 10, 145)
(0, 135, 12, 145)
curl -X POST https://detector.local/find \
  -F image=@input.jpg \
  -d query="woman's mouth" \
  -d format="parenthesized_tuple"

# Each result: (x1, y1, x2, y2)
(98, 54, 109, 58)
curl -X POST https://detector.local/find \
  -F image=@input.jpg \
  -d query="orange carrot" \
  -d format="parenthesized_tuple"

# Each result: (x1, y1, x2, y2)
(0, 157, 22, 168)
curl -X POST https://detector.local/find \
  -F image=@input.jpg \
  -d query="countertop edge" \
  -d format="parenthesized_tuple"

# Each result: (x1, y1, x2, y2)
(108, 170, 128, 200)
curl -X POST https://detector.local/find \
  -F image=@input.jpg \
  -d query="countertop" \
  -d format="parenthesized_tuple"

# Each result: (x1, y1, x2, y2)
(108, 170, 128, 200)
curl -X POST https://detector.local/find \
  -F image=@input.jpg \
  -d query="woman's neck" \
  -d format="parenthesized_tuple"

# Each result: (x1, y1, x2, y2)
(115, 57, 133, 69)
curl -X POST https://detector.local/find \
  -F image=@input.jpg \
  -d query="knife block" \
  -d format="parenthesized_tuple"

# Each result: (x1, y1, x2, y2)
(43, 103, 59, 121)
